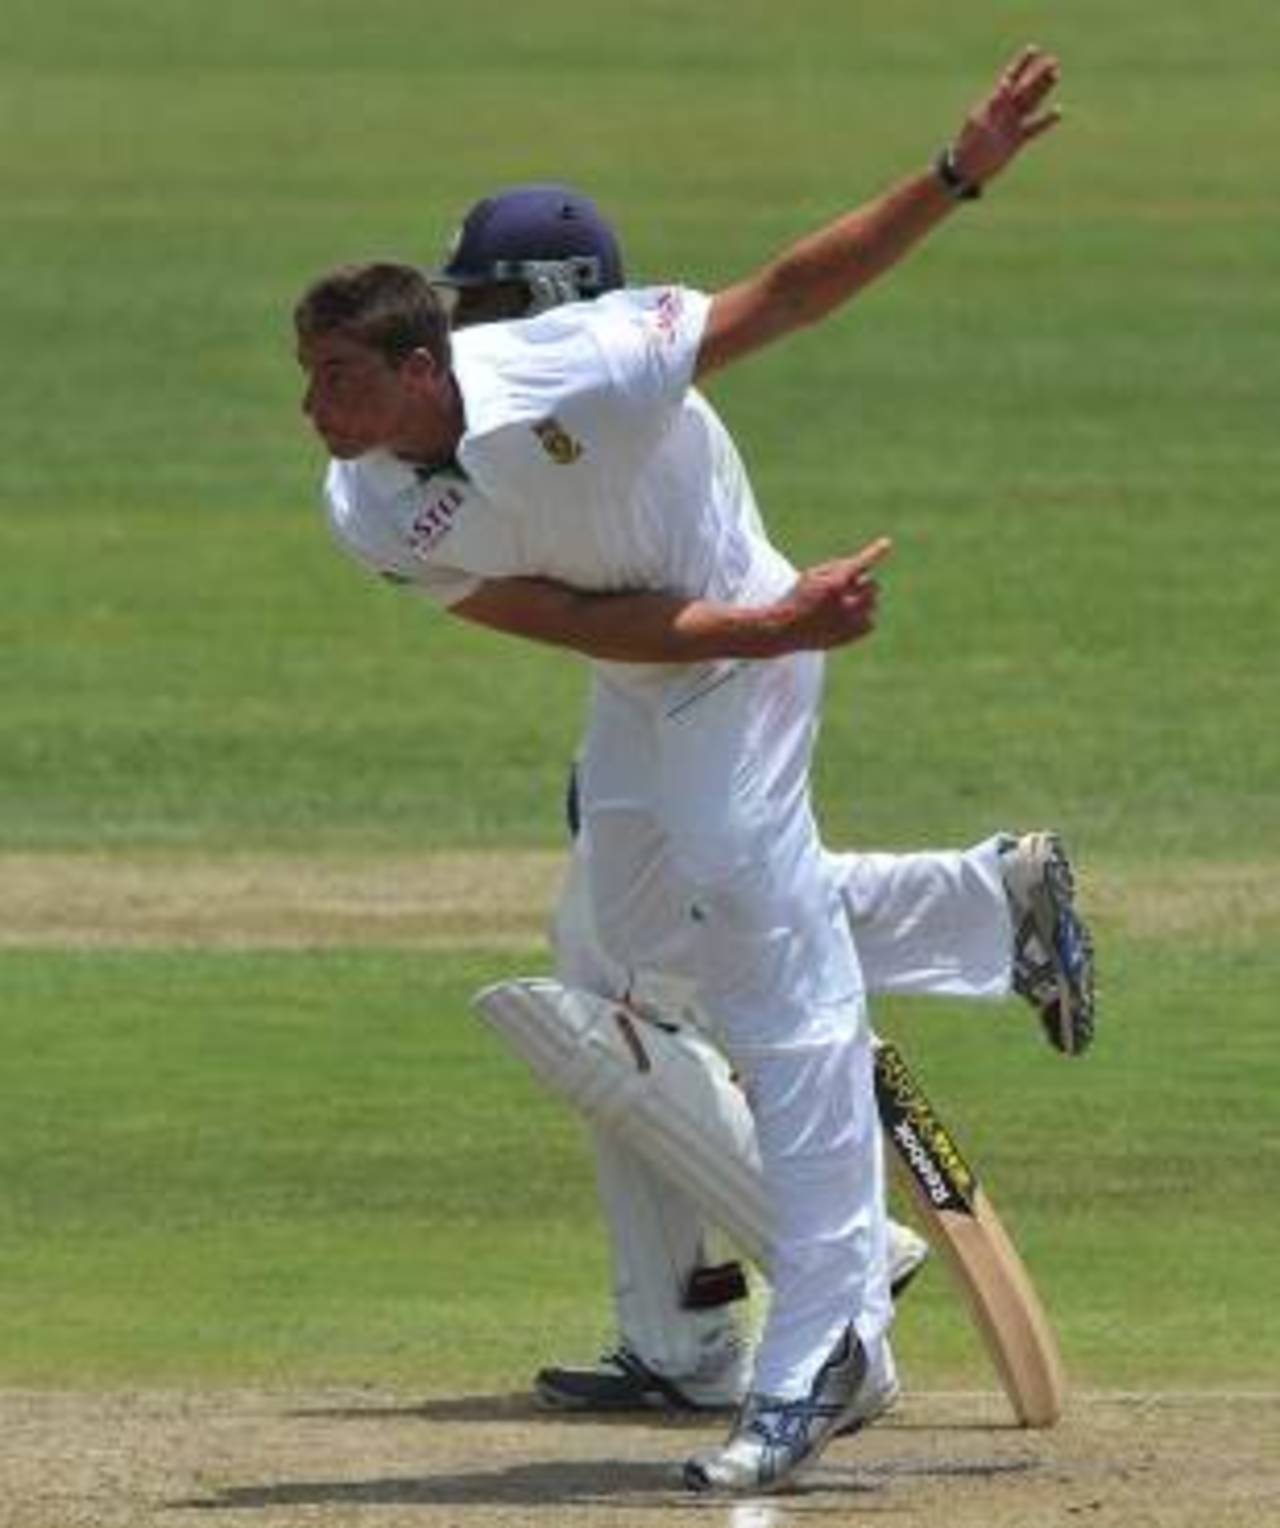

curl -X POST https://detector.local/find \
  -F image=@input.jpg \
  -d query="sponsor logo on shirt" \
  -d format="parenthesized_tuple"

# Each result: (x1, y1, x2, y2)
(653, 287, 683, 345)
(407, 482, 465, 558)
(533, 417, 584, 465)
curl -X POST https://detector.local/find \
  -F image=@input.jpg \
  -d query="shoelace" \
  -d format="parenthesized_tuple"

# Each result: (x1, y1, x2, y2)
(745, 1394, 846, 1449)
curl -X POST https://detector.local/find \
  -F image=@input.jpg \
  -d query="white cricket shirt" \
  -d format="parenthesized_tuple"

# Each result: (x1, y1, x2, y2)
(323, 286, 795, 674)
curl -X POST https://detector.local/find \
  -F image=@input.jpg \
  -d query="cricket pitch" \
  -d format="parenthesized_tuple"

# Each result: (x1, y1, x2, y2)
(2, 1386, 1276, 1528)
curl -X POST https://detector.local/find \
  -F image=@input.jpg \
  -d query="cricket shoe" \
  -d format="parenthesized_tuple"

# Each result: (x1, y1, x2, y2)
(536, 1229, 923, 1420)
(683, 1326, 889, 1494)
(537, 1340, 901, 1431)
(1000, 831, 1096, 1056)
(832, 1228, 920, 1434)
(836, 1366, 901, 1433)
(535, 1339, 749, 1414)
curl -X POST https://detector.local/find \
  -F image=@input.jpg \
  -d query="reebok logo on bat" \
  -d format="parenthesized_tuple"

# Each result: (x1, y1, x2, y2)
(892, 1119, 959, 1209)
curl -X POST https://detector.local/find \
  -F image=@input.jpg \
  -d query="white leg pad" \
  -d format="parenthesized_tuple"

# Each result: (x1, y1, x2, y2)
(591, 1130, 745, 1386)
(473, 977, 770, 1268)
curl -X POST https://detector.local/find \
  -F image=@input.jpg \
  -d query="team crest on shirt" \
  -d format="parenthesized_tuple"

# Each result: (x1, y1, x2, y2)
(533, 417, 584, 465)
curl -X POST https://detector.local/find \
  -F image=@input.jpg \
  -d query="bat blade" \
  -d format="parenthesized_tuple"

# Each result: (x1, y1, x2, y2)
(873, 1039, 1065, 1427)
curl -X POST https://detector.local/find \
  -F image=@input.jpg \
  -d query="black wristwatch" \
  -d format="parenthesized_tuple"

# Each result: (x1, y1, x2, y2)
(934, 146, 982, 202)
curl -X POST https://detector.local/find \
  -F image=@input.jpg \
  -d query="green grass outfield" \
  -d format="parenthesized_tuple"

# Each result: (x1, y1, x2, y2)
(2, 932, 1277, 1391)
(2, 0, 1277, 1395)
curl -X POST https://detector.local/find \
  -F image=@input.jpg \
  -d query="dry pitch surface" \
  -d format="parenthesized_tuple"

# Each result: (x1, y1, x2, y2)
(4, 851, 1278, 949)
(2, 1387, 1278, 1528)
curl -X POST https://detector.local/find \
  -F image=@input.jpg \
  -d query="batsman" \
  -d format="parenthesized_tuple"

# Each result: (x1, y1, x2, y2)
(297, 46, 1086, 1493)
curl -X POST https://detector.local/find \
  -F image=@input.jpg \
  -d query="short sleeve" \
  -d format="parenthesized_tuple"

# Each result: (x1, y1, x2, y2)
(453, 286, 712, 505)
(589, 286, 711, 413)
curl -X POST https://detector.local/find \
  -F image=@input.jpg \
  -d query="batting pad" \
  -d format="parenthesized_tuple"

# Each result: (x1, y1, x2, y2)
(473, 977, 770, 1266)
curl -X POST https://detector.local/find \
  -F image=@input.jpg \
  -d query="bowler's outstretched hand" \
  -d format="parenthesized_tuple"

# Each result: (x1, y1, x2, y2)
(952, 46, 1063, 189)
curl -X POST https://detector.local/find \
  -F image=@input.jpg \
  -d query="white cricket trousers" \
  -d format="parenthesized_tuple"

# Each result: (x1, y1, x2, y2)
(577, 651, 889, 1398)
(553, 830, 1013, 1386)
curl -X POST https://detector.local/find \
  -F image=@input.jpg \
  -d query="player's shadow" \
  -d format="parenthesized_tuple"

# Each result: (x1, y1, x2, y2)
(295, 1394, 1031, 1440)
(169, 1428, 1034, 1513)
(287, 1392, 542, 1424)
(289, 1391, 715, 1430)
(173, 1457, 692, 1511)
(171, 1396, 1037, 1512)
(174, 1457, 895, 1512)
(173, 1454, 1033, 1513)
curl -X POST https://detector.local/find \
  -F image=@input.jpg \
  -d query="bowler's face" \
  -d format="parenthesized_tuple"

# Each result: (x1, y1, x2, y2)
(298, 332, 417, 459)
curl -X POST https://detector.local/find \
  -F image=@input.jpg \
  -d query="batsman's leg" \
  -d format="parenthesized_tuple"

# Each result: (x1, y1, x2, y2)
(478, 975, 927, 1412)
(536, 1133, 751, 1412)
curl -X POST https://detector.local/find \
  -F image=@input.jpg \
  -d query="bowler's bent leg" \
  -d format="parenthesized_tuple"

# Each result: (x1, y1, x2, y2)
(833, 839, 1013, 999)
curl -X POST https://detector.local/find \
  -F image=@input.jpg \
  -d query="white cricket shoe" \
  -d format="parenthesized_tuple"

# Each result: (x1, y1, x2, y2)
(536, 1226, 924, 1419)
(683, 1327, 893, 1494)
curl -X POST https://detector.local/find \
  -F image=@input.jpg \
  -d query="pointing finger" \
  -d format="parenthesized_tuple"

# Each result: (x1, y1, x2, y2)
(851, 536, 893, 572)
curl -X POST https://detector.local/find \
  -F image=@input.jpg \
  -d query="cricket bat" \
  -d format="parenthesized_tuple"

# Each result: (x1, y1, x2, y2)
(873, 1038, 1065, 1427)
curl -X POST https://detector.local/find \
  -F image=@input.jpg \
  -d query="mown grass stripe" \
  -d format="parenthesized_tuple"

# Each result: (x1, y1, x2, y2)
(2, 853, 1278, 949)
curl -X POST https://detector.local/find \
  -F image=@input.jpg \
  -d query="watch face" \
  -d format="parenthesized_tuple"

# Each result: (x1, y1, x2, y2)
(937, 148, 980, 200)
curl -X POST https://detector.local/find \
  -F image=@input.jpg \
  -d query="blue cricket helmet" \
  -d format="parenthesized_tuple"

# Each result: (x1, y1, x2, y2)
(434, 183, 625, 309)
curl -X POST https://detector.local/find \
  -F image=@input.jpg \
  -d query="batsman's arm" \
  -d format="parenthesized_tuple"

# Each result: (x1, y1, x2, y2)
(696, 45, 1062, 378)
(451, 536, 891, 662)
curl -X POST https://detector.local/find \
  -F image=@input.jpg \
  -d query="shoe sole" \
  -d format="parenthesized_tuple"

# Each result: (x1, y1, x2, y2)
(1034, 838, 1095, 1055)
(1011, 833, 1095, 1056)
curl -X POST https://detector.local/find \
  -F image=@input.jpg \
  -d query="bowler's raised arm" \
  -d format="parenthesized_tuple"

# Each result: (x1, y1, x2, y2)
(695, 46, 1062, 378)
